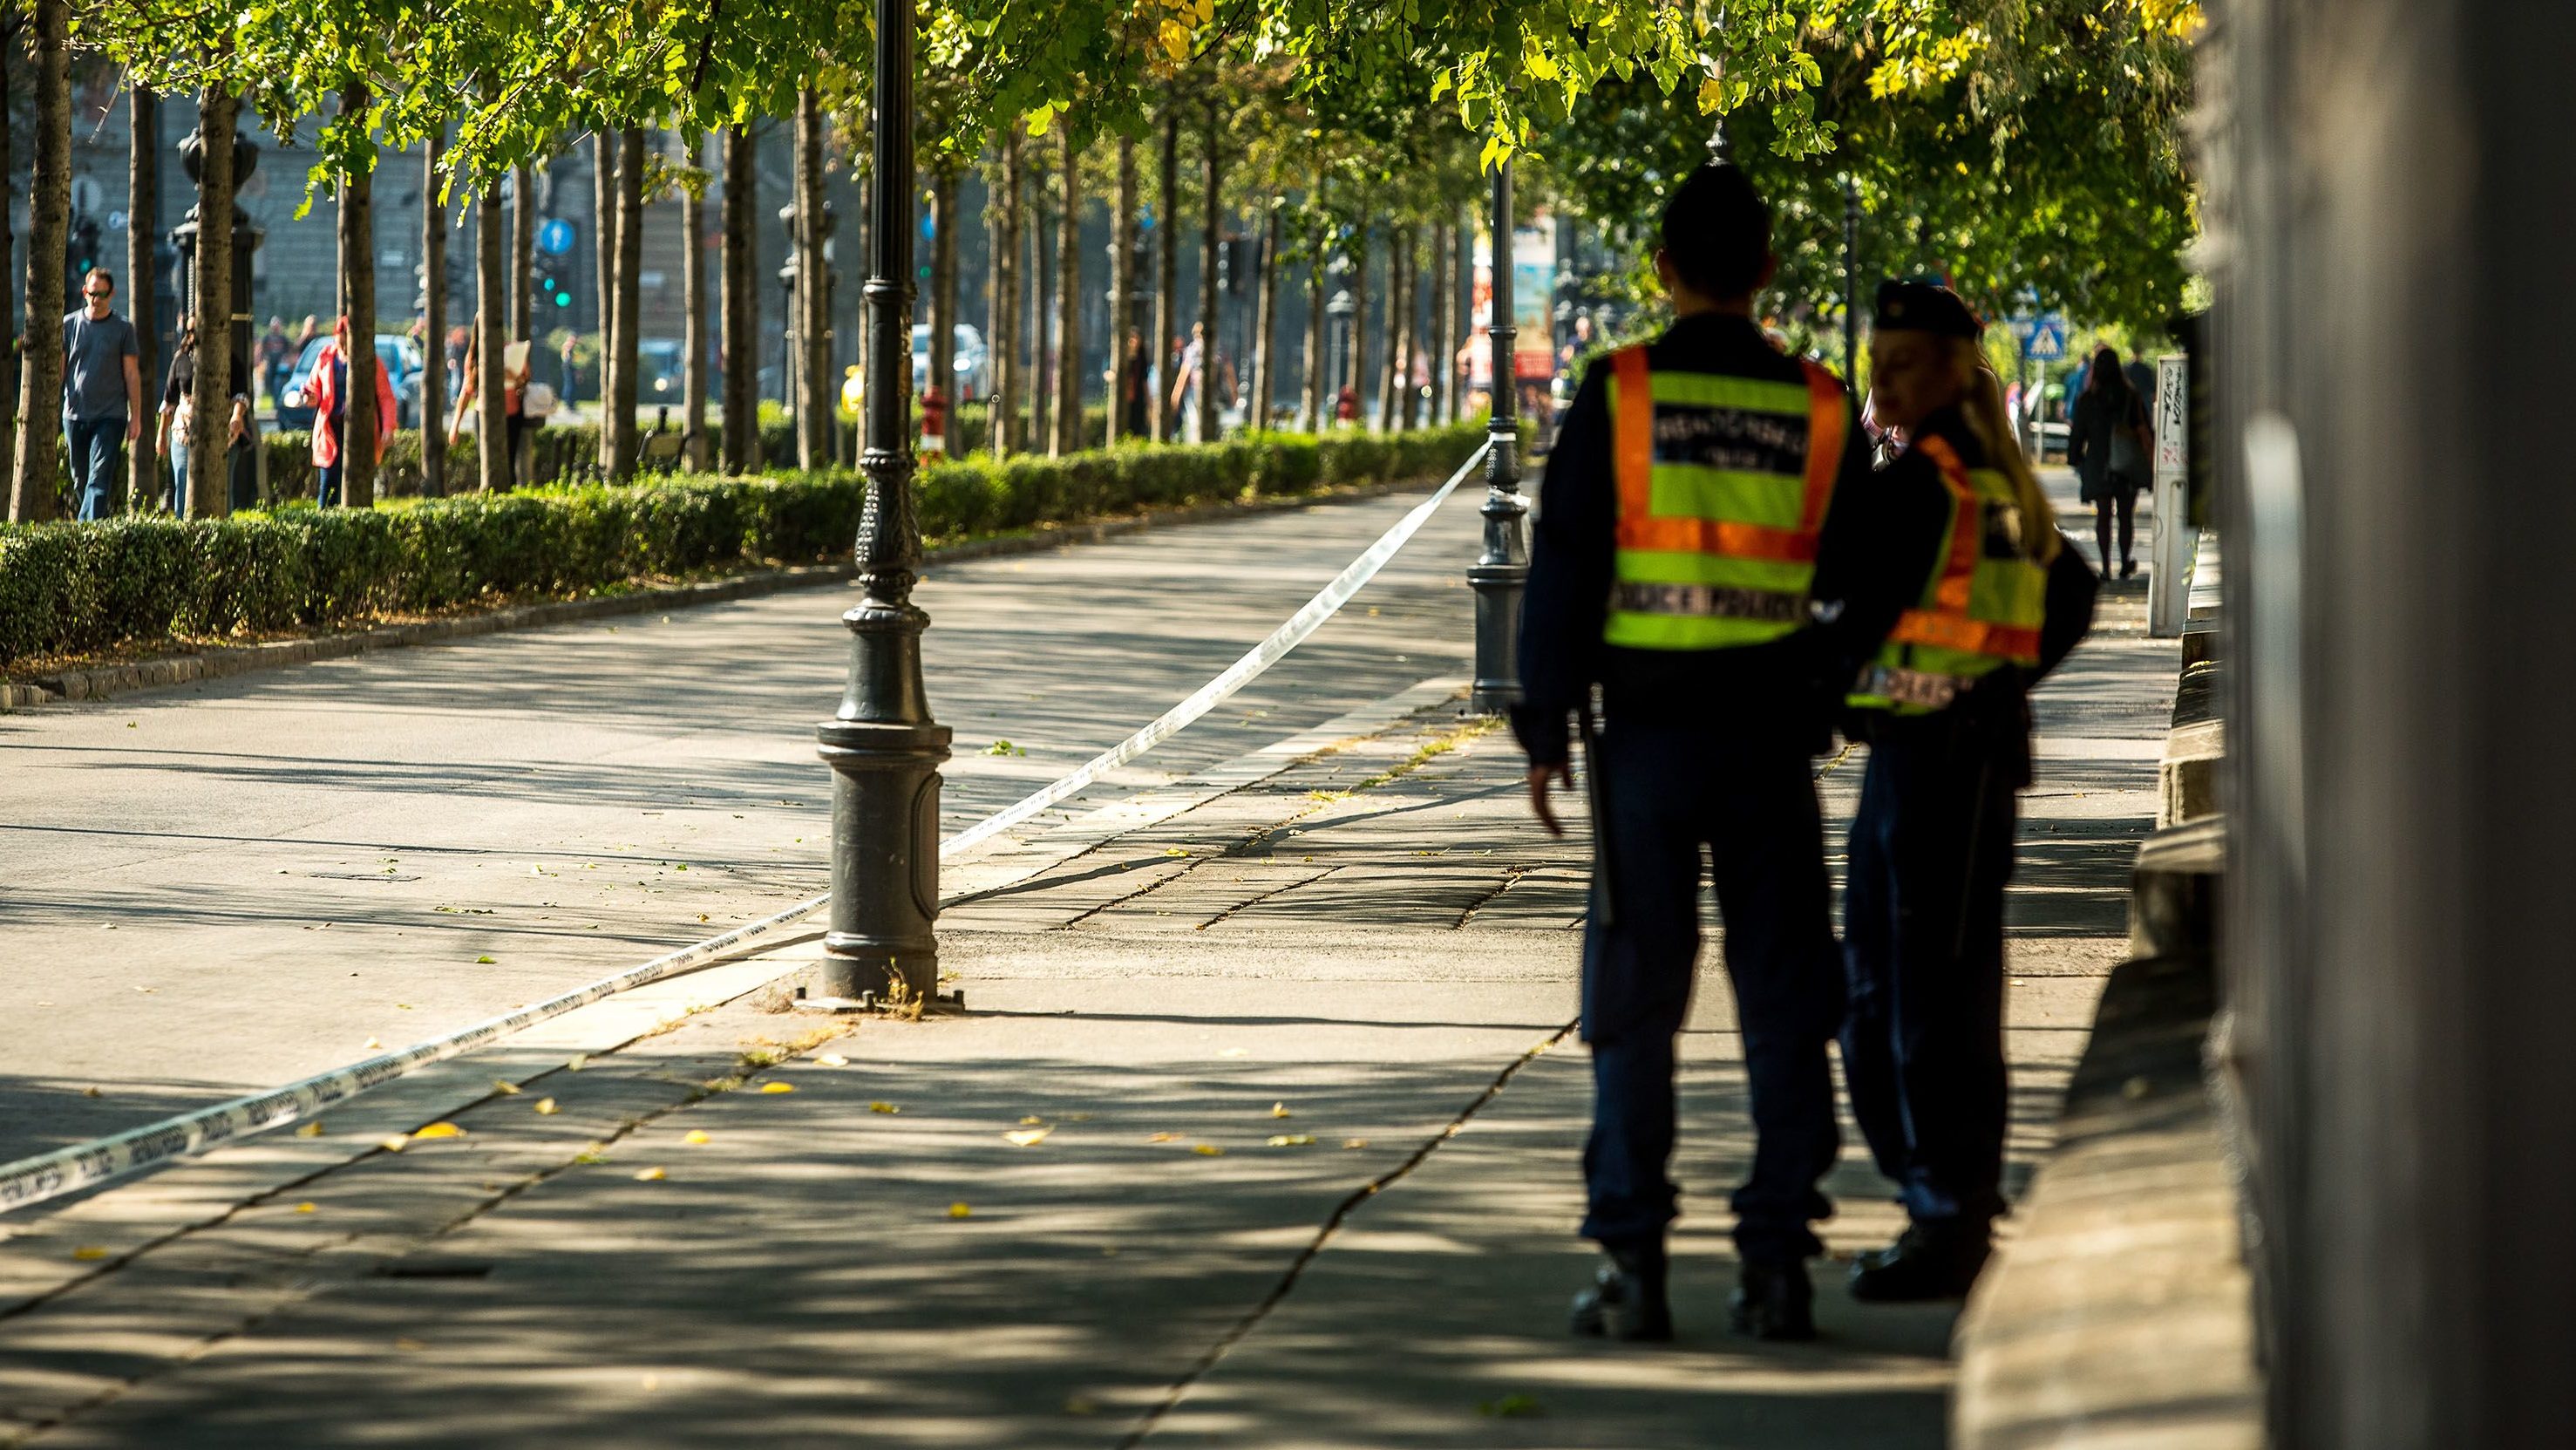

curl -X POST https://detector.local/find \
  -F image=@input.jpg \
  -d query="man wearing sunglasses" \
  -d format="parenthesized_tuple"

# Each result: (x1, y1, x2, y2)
(63, 268, 142, 521)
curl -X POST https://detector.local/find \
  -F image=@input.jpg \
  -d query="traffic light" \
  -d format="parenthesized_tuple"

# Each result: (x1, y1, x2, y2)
(67, 215, 100, 304)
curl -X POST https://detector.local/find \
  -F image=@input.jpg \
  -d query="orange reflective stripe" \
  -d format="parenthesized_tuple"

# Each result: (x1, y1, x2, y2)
(1618, 516, 1820, 562)
(1888, 614, 2042, 657)
(1913, 435, 1981, 612)
(1797, 361, 1845, 534)
(1610, 347, 1655, 543)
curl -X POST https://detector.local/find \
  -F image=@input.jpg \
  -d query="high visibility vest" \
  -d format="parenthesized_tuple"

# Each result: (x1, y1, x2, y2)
(1847, 434, 2049, 714)
(1604, 346, 1849, 650)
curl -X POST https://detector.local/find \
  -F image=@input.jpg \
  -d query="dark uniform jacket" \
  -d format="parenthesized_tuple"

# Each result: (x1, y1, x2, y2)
(1509, 313, 1950, 767)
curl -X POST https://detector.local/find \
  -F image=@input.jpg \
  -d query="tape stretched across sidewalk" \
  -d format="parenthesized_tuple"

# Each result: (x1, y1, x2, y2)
(0, 441, 1495, 1216)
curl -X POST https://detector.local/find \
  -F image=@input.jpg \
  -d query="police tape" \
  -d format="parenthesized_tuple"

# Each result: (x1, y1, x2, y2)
(0, 441, 1493, 1217)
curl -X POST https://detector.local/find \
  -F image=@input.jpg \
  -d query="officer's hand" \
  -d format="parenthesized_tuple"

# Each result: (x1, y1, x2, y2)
(1526, 762, 1572, 837)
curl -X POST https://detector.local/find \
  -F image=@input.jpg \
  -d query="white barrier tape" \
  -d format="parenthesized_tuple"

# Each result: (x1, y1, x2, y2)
(0, 445, 1491, 1216)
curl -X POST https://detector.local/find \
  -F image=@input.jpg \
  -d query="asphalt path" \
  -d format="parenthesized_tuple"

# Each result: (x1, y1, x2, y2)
(0, 480, 1498, 1167)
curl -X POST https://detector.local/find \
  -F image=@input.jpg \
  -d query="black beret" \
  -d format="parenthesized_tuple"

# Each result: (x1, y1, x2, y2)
(1873, 279, 1982, 339)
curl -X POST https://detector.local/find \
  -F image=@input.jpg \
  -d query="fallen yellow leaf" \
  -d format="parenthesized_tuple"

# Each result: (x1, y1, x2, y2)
(1267, 1134, 1317, 1147)
(364, 1038, 382, 1050)
(760, 1081, 796, 1094)
(1193, 1144, 1226, 1157)
(869, 1101, 901, 1114)
(410, 1122, 465, 1140)
(1342, 1138, 1370, 1150)
(1004, 1127, 1052, 1147)
(295, 1120, 325, 1138)
(379, 1135, 410, 1153)
(491, 1079, 521, 1095)
(1066, 1112, 1094, 1122)
(296, 1202, 317, 1213)
(71, 1246, 108, 1262)
(567, 1054, 588, 1071)
(948, 1202, 973, 1219)
(1217, 1047, 1247, 1059)
(1018, 1115, 1045, 1126)
(1149, 1132, 1182, 1142)
(634, 1166, 667, 1181)
(1269, 1102, 1292, 1119)
(816, 1053, 850, 1066)
(683, 1130, 710, 1145)
(534, 1098, 559, 1115)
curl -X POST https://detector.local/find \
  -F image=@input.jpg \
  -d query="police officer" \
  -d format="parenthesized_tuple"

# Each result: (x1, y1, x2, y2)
(1513, 167, 1938, 1342)
(1837, 281, 2097, 1301)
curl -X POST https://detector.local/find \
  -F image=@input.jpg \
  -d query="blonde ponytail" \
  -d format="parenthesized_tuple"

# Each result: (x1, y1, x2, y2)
(1956, 342, 2062, 565)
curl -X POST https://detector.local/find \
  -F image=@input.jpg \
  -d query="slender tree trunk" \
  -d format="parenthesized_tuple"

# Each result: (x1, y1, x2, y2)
(681, 135, 709, 470)
(422, 131, 447, 496)
(793, 90, 829, 468)
(8, 0, 66, 521)
(720, 126, 758, 473)
(1027, 148, 1049, 452)
(928, 160, 957, 446)
(592, 129, 617, 471)
(1302, 210, 1324, 435)
(1376, 227, 1405, 433)
(611, 125, 643, 476)
(477, 185, 506, 489)
(1431, 222, 1451, 426)
(0, 26, 17, 493)
(1152, 107, 1177, 442)
(1196, 97, 1220, 445)
(1344, 227, 1367, 430)
(183, 77, 234, 518)
(989, 135, 1019, 459)
(1400, 227, 1423, 430)
(126, 84, 157, 513)
(510, 162, 533, 341)
(337, 81, 380, 507)
(1249, 207, 1279, 432)
(1052, 126, 1081, 457)
(1107, 135, 1135, 446)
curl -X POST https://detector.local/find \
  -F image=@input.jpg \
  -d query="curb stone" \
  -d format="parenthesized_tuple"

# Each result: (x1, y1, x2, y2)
(0, 480, 1404, 713)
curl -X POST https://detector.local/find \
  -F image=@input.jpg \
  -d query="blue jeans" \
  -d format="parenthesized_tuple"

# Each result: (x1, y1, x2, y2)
(1578, 719, 1843, 1263)
(67, 416, 126, 520)
(316, 417, 344, 507)
(1839, 711, 2020, 1229)
(167, 446, 189, 517)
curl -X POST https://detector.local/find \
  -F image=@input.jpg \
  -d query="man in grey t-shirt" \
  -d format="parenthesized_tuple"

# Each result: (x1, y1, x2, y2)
(63, 268, 143, 521)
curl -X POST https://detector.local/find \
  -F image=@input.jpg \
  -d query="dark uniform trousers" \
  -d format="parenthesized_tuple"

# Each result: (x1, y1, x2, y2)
(1839, 710, 2021, 1228)
(1580, 717, 1842, 1264)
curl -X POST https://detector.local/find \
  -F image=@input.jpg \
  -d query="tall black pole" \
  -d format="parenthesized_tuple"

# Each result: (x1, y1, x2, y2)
(815, 0, 949, 1008)
(1842, 179, 1860, 384)
(1469, 159, 1527, 714)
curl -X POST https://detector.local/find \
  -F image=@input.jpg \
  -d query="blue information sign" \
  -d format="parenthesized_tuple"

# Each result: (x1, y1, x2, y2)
(2022, 314, 2067, 362)
(536, 219, 576, 257)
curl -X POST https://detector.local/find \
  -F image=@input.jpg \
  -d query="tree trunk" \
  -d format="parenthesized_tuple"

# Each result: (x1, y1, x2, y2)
(0, 25, 17, 494)
(721, 126, 757, 473)
(1430, 222, 1451, 426)
(1152, 107, 1177, 443)
(477, 184, 506, 489)
(183, 77, 234, 518)
(1380, 225, 1401, 430)
(1302, 212, 1323, 435)
(337, 80, 379, 508)
(421, 130, 447, 496)
(8, 0, 66, 522)
(928, 159, 957, 444)
(1399, 227, 1422, 431)
(793, 90, 829, 469)
(592, 129, 617, 472)
(1052, 126, 1081, 458)
(989, 134, 1019, 459)
(510, 161, 534, 343)
(1196, 97, 1220, 445)
(1343, 227, 1366, 431)
(681, 134, 709, 471)
(1107, 135, 1135, 446)
(1028, 147, 1050, 453)
(1249, 206, 1278, 432)
(611, 125, 643, 477)
(126, 84, 157, 514)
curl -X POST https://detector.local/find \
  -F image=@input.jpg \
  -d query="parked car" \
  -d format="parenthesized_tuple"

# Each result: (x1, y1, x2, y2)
(913, 323, 989, 401)
(278, 334, 425, 432)
(637, 338, 689, 405)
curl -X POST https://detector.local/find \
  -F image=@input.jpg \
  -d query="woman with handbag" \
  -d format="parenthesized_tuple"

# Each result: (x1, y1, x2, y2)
(2067, 345, 2153, 579)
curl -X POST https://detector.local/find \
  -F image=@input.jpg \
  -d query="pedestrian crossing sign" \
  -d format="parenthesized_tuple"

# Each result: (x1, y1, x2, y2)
(2022, 315, 2068, 361)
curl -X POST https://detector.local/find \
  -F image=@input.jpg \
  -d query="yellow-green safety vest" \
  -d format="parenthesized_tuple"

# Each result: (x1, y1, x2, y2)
(1847, 434, 2049, 714)
(1603, 346, 1850, 650)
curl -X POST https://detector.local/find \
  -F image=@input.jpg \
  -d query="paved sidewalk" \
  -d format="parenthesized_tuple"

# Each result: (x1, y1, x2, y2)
(0, 468, 2173, 1447)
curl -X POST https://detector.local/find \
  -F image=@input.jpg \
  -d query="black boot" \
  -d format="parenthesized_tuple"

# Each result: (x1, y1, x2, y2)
(1728, 1259, 1816, 1341)
(1849, 1222, 1992, 1302)
(1569, 1243, 1672, 1343)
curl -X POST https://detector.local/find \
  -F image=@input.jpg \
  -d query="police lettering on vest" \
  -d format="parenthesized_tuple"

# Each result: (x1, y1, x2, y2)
(1603, 347, 1849, 651)
(1847, 435, 2049, 713)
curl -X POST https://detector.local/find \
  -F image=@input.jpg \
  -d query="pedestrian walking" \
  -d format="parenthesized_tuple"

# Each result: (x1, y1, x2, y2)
(2067, 344, 2152, 578)
(308, 317, 396, 507)
(1117, 330, 1150, 439)
(159, 323, 261, 517)
(1512, 165, 1930, 1344)
(1837, 281, 2098, 1302)
(62, 269, 142, 520)
(449, 320, 530, 489)
(257, 317, 292, 409)
(1170, 323, 1206, 441)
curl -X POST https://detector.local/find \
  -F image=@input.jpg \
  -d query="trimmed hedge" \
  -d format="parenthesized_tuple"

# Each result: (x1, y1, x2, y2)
(1, 420, 1492, 668)
(259, 418, 803, 501)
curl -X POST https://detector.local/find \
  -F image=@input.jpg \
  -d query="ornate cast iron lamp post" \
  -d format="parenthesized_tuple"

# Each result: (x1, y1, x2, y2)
(1469, 159, 1527, 714)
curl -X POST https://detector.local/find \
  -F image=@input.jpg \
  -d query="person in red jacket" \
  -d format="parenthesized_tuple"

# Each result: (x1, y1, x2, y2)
(309, 317, 398, 507)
